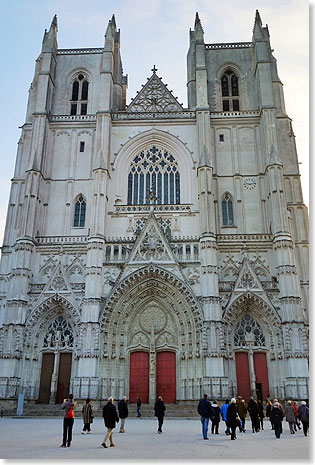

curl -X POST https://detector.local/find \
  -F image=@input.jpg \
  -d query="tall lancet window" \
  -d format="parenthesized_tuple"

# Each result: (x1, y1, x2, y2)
(221, 70, 239, 111)
(222, 193, 234, 226)
(70, 73, 89, 115)
(73, 195, 86, 227)
(127, 146, 180, 205)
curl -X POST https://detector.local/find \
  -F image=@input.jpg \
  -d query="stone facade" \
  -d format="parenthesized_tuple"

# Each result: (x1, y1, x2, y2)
(0, 12, 309, 404)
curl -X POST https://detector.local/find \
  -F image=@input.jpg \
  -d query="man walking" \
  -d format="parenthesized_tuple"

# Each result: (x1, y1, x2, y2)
(220, 399, 231, 435)
(197, 394, 214, 440)
(298, 401, 309, 436)
(101, 396, 119, 448)
(136, 397, 142, 418)
(236, 395, 247, 432)
(118, 396, 128, 433)
(154, 396, 166, 434)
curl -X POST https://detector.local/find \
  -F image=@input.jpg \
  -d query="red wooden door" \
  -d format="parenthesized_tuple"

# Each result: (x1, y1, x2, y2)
(254, 352, 270, 401)
(156, 351, 176, 403)
(235, 352, 251, 401)
(129, 352, 149, 403)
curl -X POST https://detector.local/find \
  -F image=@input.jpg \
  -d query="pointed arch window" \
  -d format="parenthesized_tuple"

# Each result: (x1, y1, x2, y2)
(127, 146, 180, 205)
(222, 193, 234, 226)
(221, 70, 239, 111)
(70, 73, 89, 115)
(234, 314, 265, 347)
(73, 195, 86, 227)
(43, 315, 74, 350)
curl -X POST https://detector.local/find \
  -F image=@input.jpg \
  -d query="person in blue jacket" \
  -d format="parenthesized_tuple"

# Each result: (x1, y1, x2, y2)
(197, 394, 214, 440)
(220, 399, 231, 435)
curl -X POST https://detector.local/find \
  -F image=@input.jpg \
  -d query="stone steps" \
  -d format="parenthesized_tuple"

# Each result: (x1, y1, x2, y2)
(20, 402, 199, 418)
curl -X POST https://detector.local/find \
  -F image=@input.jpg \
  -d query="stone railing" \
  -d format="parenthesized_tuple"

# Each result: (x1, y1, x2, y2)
(112, 110, 195, 120)
(210, 110, 260, 118)
(49, 114, 96, 122)
(36, 236, 88, 245)
(104, 239, 200, 263)
(113, 204, 192, 214)
(57, 48, 103, 55)
(205, 42, 253, 49)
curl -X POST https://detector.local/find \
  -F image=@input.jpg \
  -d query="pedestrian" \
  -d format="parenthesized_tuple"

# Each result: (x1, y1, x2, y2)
(266, 400, 273, 429)
(0, 406, 3, 418)
(81, 397, 94, 434)
(220, 399, 231, 435)
(247, 397, 260, 432)
(154, 396, 166, 434)
(270, 402, 284, 439)
(197, 394, 214, 440)
(136, 397, 142, 418)
(236, 396, 247, 432)
(293, 401, 301, 431)
(118, 396, 128, 433)
(226, 398, 239, 440)
(60, 394, 75, 448)
(298, 401, 309, 437)
(285, 400, 296, 434)
(257, 400, 265, 430)
(101, 396, 119, 448)
(210, 400, 220, 434)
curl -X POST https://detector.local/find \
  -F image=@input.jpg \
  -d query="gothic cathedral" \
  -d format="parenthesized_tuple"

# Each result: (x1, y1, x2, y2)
(0, 12, 309, 406)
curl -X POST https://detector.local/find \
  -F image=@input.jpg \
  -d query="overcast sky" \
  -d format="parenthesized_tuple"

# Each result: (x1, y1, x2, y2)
(0, 0, 309, 246)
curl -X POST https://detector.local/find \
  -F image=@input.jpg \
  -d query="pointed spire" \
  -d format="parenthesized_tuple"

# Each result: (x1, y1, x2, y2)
(42, 14, 58, 52)
(105, 14, 117, 45)
(199, 145, 212, 168)
(252, 9, 263, 39)
(194, 11, 204, 42)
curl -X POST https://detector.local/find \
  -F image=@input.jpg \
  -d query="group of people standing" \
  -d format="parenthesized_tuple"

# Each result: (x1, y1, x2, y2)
(197, 394, 309, 441)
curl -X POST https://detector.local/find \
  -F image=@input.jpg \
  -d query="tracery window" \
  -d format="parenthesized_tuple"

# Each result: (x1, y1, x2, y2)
(43, 315, 74, 350)
(73, 195, 86, 227)
(234, 314, 266, 347)
(127, 146, 180, 205)
(70, 73, 89, 115)
(222, 193, 234, 226)
(221, 70, 239, 111)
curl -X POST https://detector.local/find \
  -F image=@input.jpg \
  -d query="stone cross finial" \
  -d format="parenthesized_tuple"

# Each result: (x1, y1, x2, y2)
(151, 65, 158, 74)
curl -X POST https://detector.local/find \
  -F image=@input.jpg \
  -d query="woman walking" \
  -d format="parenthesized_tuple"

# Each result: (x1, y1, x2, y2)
(298, 401, 309, 437)
(82, 398, 94, 434)
(266, 400, 273, 429)
(226, 398, 239, 440)
(257, 400, 265, 430)
(154, 396, 166, 434)
(285, 400, 295, 434)
(270, 402, 284, 439)
(61, 394, 76, 447)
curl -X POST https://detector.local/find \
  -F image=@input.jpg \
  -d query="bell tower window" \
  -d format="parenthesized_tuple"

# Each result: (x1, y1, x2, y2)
(221, 70, 239, 111)
(70, 74, 89, 115)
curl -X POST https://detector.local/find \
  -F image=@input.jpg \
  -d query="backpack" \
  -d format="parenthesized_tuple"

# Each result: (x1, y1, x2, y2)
(66, 406, 74, 419)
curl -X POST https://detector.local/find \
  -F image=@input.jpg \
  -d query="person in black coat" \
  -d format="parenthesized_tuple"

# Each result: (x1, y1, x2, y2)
(211, 401, 221, 434)
(257, 400, 265, 430)
(101, 397, 119, 448)
(298, 401, 309, 436)
(226, 398, 239, 440)
(154, 396, 166, 433)
(247, 397, 260, 432)
(197, 394, 214, 440)
(270, 402, 284, 439)
(118, 396, 128, 433)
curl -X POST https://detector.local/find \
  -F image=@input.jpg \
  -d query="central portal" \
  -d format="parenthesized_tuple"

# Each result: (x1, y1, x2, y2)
(129, 350, 176, 403)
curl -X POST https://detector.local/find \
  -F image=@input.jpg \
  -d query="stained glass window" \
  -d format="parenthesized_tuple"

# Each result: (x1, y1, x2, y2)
(127, 146, 180, 205)
(234, 314, 265, 347)
(222, 193, 234, 226)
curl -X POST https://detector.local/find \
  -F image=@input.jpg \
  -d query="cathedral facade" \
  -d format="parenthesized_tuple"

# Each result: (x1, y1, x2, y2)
(0, 12, 309, 405)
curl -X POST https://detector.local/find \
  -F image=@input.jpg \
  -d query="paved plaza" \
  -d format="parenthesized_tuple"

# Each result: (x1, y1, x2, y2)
(0, 417, 310, 460)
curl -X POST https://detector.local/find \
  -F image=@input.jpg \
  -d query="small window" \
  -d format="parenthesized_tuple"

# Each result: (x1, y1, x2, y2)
(79, 142, 85, 152)
(223, 100, 230, 112)
(73, 196, 86, 227)
(232, 100, 240, 111)
(219, 134, 224, 142)
(222, 193, 234, 226)
(80, 103, 87, 115)
(70, 104, 77, 115)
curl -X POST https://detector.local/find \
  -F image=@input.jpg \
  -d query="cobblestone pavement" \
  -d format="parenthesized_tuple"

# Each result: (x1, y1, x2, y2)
(0, 417, 309, 460)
